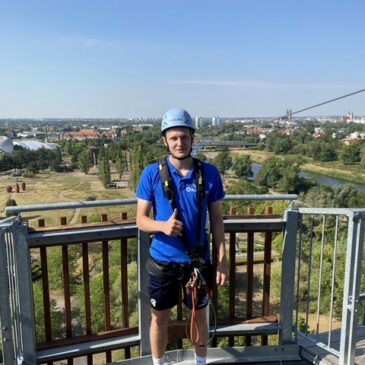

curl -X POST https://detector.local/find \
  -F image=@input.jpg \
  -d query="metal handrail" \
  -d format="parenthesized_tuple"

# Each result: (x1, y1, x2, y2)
(4, 194, 297, 214)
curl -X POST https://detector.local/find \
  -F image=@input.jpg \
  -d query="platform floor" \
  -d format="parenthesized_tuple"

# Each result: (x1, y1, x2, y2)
(298, 325, 365, 365)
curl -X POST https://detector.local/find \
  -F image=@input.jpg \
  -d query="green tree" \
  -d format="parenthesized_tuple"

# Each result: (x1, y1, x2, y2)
(302, 185, 334, 208)
(333, 184, 365, 208)
(115, 149, 128, 179)
(233, 155, 253, 179)
(339, 144, 361, 164)
(360, 147, 365, 167)
(306, 141, 337, 162)
(98, 148, 111, 188)
(255, 156, 304, 193)
(129, 145, 143, 190)
(213, 150, 232, 174)
(77, 149, 92, 174)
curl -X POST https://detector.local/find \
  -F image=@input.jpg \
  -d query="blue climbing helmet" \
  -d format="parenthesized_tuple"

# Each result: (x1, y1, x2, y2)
(161, 107, 195, 134)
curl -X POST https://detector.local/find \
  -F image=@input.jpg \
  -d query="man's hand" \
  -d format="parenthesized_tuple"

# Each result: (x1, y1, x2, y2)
(163, 208, 183, 236)
(216, 260, 228, 286)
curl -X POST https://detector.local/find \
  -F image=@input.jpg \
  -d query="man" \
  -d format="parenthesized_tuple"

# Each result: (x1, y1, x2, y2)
(136, 107, 227, 365)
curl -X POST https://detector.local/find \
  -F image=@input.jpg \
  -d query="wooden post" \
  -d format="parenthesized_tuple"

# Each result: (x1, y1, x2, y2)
(121, 212, 127, 220)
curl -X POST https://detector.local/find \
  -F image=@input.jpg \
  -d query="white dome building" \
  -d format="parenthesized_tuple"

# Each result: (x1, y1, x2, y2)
(13, 139, 59, 151)
(0, 136, 14, 154)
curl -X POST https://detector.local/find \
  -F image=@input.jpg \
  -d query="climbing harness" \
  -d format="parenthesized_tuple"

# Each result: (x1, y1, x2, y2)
(158, 156, 205, 257)
(158, 156, 217, 346)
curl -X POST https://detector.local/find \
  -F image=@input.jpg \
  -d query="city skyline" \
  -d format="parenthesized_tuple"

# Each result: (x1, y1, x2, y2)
(0, 0, 364, 119)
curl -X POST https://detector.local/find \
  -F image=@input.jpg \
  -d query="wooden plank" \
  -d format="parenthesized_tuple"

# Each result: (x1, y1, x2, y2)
(62, 245, 72, 339)
(40, 246, 52, 342)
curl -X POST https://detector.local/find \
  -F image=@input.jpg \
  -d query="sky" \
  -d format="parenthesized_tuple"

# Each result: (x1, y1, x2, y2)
(0, 0, 364, 119)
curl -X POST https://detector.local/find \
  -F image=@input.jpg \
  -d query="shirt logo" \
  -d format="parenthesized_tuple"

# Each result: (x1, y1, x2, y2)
(186, 184, 196, 193)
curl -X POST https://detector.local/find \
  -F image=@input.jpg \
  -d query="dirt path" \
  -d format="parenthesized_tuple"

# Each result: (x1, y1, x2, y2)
(57, 181, 85, 224)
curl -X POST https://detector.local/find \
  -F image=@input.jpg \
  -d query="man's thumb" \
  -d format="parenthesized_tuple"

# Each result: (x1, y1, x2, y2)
(171, 208, 178, 219)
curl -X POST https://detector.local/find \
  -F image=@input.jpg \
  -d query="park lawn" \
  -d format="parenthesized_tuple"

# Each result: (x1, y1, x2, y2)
(0, 169, 136, 228)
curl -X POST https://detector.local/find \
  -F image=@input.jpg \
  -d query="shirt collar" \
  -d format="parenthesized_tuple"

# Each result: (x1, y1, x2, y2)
(166, 157, 194, 179)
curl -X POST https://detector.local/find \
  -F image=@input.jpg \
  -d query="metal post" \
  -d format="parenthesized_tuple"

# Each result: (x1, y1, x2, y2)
(13, 223, 37, 364)
(0, 221, 16, 364)
(0, 218, 36, 365)
(138, 229, 151, 356)
(279, 208, 299, 344)
(339, 212, 365, 365)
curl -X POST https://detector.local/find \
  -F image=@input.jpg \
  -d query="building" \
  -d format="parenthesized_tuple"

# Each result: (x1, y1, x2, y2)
(0, 136, 59, 153)
(212, 116, 220, 127)
(0, 136, 14, 154)
(62, 129, 101, 140)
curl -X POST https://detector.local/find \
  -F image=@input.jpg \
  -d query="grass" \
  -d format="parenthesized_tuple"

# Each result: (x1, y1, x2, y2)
(0, 167, 136, 228)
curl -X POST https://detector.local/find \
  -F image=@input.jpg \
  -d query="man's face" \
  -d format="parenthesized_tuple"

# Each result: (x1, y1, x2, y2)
(163, 127, 194, 160)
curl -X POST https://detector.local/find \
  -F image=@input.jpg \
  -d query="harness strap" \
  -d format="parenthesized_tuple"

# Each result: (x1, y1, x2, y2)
(158, 156, 205, 257)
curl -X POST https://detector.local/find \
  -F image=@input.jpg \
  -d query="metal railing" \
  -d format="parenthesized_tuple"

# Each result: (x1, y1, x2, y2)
(288, 207, 365, 365)
(0, 195, 304, 365)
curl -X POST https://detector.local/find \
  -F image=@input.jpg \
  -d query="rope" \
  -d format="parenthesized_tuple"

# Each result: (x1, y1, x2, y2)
(185, 268, 217, 347)
(280, 88, 365, 119)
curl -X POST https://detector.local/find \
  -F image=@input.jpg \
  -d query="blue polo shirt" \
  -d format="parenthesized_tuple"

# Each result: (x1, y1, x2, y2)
(136, 158, 224, 263)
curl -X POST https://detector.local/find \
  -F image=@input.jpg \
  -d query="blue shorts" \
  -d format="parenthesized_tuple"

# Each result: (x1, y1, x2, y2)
(147, 258, 214, 311)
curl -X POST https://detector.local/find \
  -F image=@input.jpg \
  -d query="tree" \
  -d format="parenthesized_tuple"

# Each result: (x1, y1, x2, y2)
(98, 148, 111, 188)
(213, 150, 232, 175)
(115, 149, 128, 179)
(302, 185, 334, 208)
(129, 145, 143, 190)
(339, 144, 361, 164)
(255, 156, 304, 193)
(306, 141, 337, 162)
(333, 184, 365, 208)
(233, 155, 253, 179)
(77, 149, 92, 174)
(360, 147, 365, 167)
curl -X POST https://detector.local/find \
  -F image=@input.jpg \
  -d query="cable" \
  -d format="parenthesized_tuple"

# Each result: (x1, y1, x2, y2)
(280, 88, 365, 119)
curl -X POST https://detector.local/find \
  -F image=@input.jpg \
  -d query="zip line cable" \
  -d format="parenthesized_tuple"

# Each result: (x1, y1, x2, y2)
(280, 88, 365, 119)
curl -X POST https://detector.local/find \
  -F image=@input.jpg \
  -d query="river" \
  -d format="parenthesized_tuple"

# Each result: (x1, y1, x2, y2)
(251, 163, 365, 192)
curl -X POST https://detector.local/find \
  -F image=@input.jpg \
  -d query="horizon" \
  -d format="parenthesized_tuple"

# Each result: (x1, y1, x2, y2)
(1, 0, 364, 118)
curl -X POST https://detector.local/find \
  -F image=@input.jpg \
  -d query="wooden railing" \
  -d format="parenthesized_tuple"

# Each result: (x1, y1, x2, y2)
(25, 206, 284, 364)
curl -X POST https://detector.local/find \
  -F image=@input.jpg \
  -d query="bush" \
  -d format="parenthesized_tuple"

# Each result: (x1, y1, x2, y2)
(23, 170, 36, 178)
(85, 195, 96, 201)
(5, 198, 17, 217)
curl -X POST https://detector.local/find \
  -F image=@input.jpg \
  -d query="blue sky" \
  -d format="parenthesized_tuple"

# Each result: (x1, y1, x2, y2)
(0, 0, 364, 118)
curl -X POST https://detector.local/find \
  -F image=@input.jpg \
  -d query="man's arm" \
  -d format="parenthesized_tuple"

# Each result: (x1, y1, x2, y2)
(136, 198, 183, 236)
(208, 201, 228, 285)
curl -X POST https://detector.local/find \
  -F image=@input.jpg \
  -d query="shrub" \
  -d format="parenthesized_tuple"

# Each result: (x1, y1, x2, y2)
(23, 170, 36, 178)
(5, 198, 17, 217)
